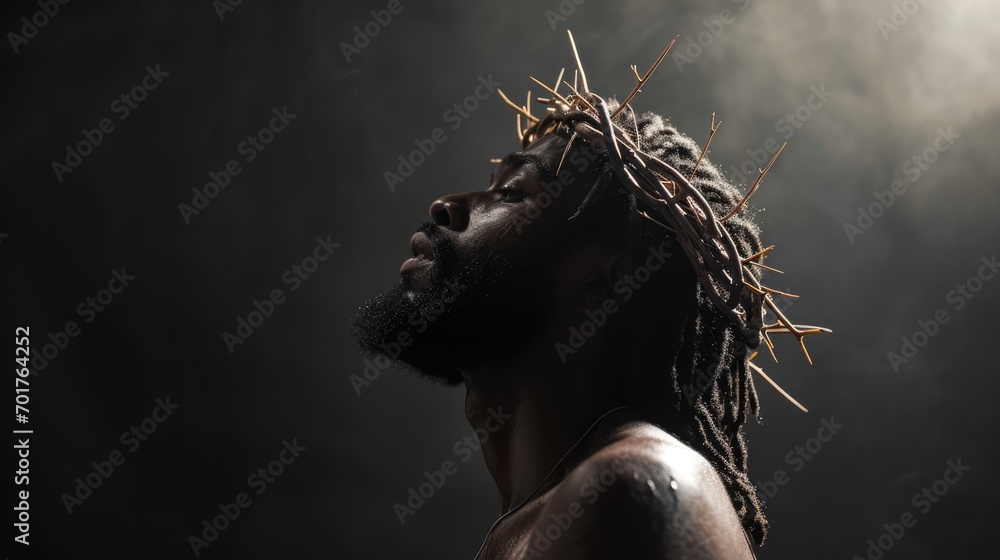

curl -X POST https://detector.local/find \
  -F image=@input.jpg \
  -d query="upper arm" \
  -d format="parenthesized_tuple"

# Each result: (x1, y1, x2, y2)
(525, 439, 754, 560)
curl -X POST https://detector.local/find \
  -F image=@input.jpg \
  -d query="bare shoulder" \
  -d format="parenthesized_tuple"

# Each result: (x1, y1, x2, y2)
(526, 422, 755, 560)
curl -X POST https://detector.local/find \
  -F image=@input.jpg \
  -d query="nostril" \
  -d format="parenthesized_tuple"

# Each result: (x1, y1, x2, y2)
(429, 196, 469, 231)
(430, 200, 451, 227)
(434, 206, 451, 226)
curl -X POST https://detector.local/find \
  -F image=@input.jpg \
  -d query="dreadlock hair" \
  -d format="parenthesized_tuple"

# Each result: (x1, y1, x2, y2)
(541, 104, 770, 545)
(627, 109, 768, 546)
(497, 30, 827, 547)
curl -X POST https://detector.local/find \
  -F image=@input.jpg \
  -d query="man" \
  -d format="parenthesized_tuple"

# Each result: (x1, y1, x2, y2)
(354, 33, 824, 559)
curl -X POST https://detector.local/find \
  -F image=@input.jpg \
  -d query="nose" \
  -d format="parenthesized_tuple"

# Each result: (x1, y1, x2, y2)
(429, 194, 470, 231)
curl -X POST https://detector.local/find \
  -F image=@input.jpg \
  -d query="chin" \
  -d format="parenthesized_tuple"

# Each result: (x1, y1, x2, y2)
(352, 277, 467, 386)
(352, 222, 540, 386)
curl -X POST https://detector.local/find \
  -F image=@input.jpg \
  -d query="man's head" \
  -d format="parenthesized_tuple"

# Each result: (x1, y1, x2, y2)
(353, 102, 773, 542)
(353, 131, 649, 381)
(354, 32, 829, 546)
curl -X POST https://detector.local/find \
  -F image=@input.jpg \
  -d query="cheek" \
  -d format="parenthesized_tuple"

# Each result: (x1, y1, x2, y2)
(481, 194, 580, 247)
(453, 195, 581, 283)
(463, 205, 531, 251)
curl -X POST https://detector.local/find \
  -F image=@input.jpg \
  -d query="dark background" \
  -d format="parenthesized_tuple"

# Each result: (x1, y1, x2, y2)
(3, 0, 998, 558)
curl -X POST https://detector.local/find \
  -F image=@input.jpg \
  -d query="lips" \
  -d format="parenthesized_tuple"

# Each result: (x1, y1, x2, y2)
(400, 231, 435, 276)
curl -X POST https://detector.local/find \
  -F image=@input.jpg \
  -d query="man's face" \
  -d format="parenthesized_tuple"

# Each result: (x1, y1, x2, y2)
(353, 133, 614, 382)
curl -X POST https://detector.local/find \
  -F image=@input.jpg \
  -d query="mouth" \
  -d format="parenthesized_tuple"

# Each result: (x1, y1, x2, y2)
(400, 231, 435, 276)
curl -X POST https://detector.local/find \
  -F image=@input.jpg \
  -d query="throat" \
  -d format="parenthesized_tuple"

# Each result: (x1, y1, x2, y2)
(463, 374, 632, 512)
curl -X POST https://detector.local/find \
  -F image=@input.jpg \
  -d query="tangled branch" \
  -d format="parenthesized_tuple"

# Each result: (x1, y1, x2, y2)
(496, 30, 831, 412)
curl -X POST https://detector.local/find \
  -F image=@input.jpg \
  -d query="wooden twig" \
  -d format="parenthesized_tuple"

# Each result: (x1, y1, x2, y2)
(744, 245, 775, 262)
(497, 89, 537, 122)
(690, 112, 721, 179)
(566, 30, 589, 94)
(721, 142, 787, 221)
(748, 360, 809, 413)
(552, 67, 565, 95)
(744, 260, 784, 274)
(610, 35, 679, 119)
(530, 76, 570, 106)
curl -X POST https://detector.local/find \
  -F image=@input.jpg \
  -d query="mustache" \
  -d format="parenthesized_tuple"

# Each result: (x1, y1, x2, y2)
(417, 221, 441, 238)
(416, 222, 454, 262)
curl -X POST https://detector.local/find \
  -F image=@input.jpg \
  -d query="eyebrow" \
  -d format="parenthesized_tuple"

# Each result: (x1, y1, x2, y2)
(495, 151, 557, 182)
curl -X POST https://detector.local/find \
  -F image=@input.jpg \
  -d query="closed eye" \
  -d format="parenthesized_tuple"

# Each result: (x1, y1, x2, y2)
(496, 185, 527, 203)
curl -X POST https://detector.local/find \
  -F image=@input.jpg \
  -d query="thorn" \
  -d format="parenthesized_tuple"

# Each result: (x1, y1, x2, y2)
(763, 297, 831, 365)
(556, 132, 579, 176)
(748, 361, 809, 413)
(610, 34, 680, 119)
(799, 338, 814, 365)
(553, 67, 565, 95)
(566, 30, 590, 94)
(722, 142, 786, 221)
(690, 112, 721, 180)
(744, 245, 775, 262)
(744, 260, 784, 274)
(760, 285, 799, 298)
(530, 76, 570, 106)
(561, 81, 596, 112)
(638, 210, 677, 234)
(762, 330, 778, 363)
(497, 89, 537, 122)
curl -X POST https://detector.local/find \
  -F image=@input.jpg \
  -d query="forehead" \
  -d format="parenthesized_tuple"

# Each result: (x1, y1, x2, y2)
(495, 134, 570, 180)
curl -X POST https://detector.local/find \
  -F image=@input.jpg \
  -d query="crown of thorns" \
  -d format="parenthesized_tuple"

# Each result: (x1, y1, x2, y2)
(495, 31, 830, 412)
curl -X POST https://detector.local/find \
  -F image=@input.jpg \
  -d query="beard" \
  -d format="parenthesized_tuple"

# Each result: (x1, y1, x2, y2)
(351, 222, 535, 385)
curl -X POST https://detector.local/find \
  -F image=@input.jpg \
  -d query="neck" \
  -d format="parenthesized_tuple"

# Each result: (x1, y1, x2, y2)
(461, 356, 631, 513)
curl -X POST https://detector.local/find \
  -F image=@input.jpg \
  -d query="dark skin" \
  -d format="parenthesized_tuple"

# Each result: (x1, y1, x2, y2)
(393, 133, 755, 559)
